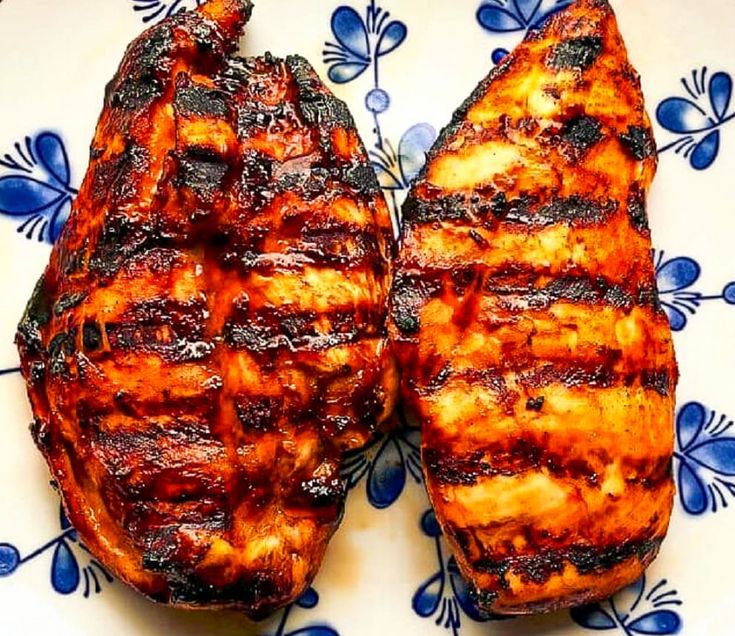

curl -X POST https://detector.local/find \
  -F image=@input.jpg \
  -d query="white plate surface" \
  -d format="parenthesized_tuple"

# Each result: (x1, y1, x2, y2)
(1, 1, 734, 634)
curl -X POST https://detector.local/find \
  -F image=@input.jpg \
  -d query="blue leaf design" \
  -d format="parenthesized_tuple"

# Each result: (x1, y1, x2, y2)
(372, 163, 404, 190)
(532, 0, 574, 28)
(447, 558, 487, 622)
(476, 4, 525, 32)
(398, 123, 436, 185)
(611, 575, 646, 619)
(570, 605, 617, 630)
(51, 540, 80, 594)
(660, 302, 687, 332)
(412, 570, 444, 617)
(676, 402, 706, 452)
(296, 587, 319, 609)
(375, 21, 407, 58)
(331, 7, 370, 59)
(656, 98, 712, 134)
(35, 132, 71, 187)
(656, 257, 700, 293)
(677, 459, 708, 515)
(287, 628, 339, 636)
(689, 130, 720, 170)
(709, 71, 732, 121)
(49, 196, 72, 243)
(628, 610, 682, 635)
(0, 176, 64, 215)
(420, 509, 442, 538)
(517, 0, 542, 23)
(367, 438, 406, 508)
(327, 62, 370, 84)
(492, 48, 509, 64)
(687, 438, 735, 475)
(0, 543, 21, 576)
(59, 505, 74, 534)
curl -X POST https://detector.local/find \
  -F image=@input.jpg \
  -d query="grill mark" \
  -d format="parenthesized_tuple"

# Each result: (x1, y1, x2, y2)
(394, 269, 656, 315)
(234, 396, 280, 431)
(619, 125, 656, 160)
(88, 214, 176, 279)
(106, 386, 220, 420)
(486, 273, 651, 311)
(223, 308, 381, 352)
(127, 499, 228, 545)
(17, 274, 52, 356)
(447, 364, 673, 395)
(220, 226, 384, 272)
(548, 36, 604, 70)
(174, 77, 229, 118)
(560, 115, 603, 150)
(91, 143, 150, 206)
(470, 538, 662, 584)
(424, 441, 671, 487)
(53, 291, 88, 316)
(403, 192, 618, 227)
(93, 423, 227, 502)
(627, 184, 649, 232)
(103, 297, 212, 362)
(177, 147, 230, 197)
(106, 323, 214, 362)
(390, 273, 442, 336)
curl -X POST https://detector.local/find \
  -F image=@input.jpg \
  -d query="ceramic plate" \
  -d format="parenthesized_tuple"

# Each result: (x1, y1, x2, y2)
(1, 1, 734, 634)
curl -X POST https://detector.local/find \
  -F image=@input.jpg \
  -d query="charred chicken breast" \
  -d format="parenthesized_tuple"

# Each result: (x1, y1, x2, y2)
(16, 0, 397, 615)
(390, 0, 676, 614)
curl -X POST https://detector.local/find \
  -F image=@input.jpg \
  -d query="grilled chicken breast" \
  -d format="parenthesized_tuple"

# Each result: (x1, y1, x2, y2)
(389, 0, 676, 614)
(16, 0, 397, 615)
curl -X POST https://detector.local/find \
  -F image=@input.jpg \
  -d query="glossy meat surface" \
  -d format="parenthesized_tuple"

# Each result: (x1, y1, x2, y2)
(16, 0, 397, 615)
(389, 0, 676, 614)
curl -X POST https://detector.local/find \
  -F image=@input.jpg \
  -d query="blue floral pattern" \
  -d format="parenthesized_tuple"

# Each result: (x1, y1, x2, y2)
(654, 250, 735, 331)
(476, 0, 574, 63)
(675, 401, 735, 516)
(657, 67, 734, 170)
(130, 0, 203, 23)
(0, 505, 112, 597)
(370, 122, 436, 228)
(412, 510, 501, 635)
(323, 0, 406, 86)
(342, 416, 422, 509)
(571, 575, 683, 634)
(324, 1, 435, 228)
(0, 132, 76, 244)
(267, 588, 340, 636)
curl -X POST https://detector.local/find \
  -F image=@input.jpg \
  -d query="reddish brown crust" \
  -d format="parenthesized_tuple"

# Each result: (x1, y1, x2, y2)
(389, 0, 676, 614)
(16, 0, 397, 616)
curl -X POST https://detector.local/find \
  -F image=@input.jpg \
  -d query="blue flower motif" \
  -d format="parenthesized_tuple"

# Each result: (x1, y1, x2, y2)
(476, 0, 573, 62)
(654, 250, 735, 331)
(369, 123, 436, 230)
(571, 575, 683, 634)
(342, 415, 422, 509)
(0, 132, 76, 243)
(130, 0, 202, 23)
(267, 587, 340, 636)
(0, 504, 112, 597)
(477, 0, 573, 33)
(371, 123, 436, 191)
(323, 0, 407, 85)
(412, 510, 509, 635)
(657, 67, 734, 170)
(674, 401, 735, 516)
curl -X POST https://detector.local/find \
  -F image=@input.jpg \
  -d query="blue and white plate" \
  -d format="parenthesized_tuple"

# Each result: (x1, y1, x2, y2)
(1, 1, 734, 634)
